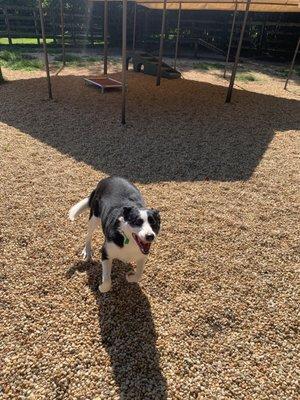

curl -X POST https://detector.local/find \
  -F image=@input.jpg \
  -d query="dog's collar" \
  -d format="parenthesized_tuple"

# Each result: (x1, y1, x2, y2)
(121, 231, 130, 245)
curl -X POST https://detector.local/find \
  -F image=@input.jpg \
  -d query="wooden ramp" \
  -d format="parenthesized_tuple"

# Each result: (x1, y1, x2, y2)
(84, 77, 122, 93)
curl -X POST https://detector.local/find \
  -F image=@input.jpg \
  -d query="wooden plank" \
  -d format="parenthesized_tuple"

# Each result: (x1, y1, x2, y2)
(5, 5, 35, 11)
(6, 15, 36, 21)
(84, 77, 123, 94)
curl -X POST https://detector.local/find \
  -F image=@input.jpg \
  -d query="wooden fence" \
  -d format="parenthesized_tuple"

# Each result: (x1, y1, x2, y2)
(0, 3, 299, 60)
(0, 4, 105, 46)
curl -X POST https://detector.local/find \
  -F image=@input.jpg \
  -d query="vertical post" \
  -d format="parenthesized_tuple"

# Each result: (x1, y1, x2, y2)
(50, 6, 56, 44)
(156, 0, 167, 86)
(88, 2, 94, 46)
(257, 16, 267, 56)
(121, 0, 127, 125)
(173, 2, 181, 70)
(145, 9, 148, 42)
(103, 0, 108, 76)
(0, 66, 4, 84)
(223, 0, 238, 78)
(38, 0, 53, 100)
(71, 7, 76, 46)
(225, 0, 251, 103)
(60, 0, 66, 66)
(33, 9, 41, 45)
(3, 7, 12, 46)
(284, 37, 300, 90)
(132, 2, 137, 52)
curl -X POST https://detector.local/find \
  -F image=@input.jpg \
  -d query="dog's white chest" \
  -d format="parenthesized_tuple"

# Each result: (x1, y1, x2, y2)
(106, 239, 147, 263)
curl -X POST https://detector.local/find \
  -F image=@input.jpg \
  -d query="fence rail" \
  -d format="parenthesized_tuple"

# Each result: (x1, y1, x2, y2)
(0, 3, 299, 60)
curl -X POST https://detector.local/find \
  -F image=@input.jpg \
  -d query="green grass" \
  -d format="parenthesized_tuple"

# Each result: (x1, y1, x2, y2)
(236, 72, 257, 82)
(0, 50, 43, 71)
(275, 67, 300, 78)
(0, 48, 101, 70)
(53, 53, 100, 66)
(47, 48, 63, 55)
(275, 67, 289, 77)
(0, 37, 53, 45)
(109, 57, 119, 65)
(92, 39, 104, 45)
(3, 143, 11, 151)
(54, 53, 82, 62)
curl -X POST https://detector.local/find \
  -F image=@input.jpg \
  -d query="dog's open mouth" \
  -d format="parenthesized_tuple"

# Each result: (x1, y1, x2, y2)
(132, 233, 151, 255)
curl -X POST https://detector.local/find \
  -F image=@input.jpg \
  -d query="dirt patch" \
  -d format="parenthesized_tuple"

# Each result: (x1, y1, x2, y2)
(0, 60, 299, 399)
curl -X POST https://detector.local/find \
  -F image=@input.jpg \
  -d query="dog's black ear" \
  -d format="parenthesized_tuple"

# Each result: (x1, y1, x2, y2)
(151, 208, 160, 220)
(149, 208, 161, 231)
(123, 206, 132, 221)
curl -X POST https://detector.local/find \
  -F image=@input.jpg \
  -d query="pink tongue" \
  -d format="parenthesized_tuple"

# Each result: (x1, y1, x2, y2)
(141, 242, 150, 252)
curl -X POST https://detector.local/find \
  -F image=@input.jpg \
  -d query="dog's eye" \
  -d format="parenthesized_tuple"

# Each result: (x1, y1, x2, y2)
(148, 216, 155, 225)
(135, 218, 144, 227)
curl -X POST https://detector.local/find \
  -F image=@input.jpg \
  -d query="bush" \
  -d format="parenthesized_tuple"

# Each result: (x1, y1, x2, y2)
(0, 51, 43, 71)
(236, 73, 257, 82)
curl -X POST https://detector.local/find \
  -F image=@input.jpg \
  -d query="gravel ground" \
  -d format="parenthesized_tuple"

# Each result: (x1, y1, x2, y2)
(0, 60, 299, 400)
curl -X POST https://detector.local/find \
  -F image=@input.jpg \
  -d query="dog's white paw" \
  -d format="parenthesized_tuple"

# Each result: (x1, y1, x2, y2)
(82, 246, 92, 261)
(99, 280, 112, 293)
(126, 272, 141, 283)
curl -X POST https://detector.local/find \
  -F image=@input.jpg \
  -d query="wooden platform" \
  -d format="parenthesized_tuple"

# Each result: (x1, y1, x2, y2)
(84, 77, 122, 93)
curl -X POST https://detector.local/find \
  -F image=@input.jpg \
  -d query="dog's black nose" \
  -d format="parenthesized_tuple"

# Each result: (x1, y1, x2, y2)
(145, 234, 155, 242)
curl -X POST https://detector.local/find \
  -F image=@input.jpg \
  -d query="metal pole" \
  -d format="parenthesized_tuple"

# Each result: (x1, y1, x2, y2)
(0, 66, 4, 84)
(132, 2, 137, 51)
(121, 0, 127, 125)
(60, 0, 66, 67)
(156, 0, 167, 86)
(284, 37, 300, 90)
(174, 2, 181, 70)
(223, 0, 238, 78)
(38, 0, 53, 100)
(103, 0, 108, 75)
(225, 0, 251, 103)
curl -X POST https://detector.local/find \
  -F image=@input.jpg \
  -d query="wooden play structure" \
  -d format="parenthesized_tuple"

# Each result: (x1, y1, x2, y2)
(84, 77, 123, 93)
(131, 52, 181, 79)
(36, 0, 300, 124)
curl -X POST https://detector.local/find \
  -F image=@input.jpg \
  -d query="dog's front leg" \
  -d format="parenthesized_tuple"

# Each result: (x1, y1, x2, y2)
(99, 259, 112, 293)
(126, 259, 146, 283)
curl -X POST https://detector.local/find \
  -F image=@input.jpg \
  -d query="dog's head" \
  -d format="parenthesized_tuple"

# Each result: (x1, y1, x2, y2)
(119, 206, 161, 255)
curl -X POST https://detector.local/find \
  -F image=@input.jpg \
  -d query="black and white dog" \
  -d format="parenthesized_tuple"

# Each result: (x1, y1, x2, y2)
(68, 177, 161, 293)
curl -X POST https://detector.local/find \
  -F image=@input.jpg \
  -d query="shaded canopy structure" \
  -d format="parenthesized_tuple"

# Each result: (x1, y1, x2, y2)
(37, 0, 300, 124)
(138, 0, 300, 12)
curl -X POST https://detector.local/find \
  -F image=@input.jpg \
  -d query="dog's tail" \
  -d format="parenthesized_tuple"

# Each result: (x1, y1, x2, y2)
(68, 197, 90, 221)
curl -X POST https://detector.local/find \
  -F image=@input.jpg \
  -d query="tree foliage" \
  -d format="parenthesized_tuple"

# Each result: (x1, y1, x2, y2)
(0, 1, 86, 10)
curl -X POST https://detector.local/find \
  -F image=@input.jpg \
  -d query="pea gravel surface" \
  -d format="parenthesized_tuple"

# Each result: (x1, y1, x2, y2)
(0, 61, 299, 400)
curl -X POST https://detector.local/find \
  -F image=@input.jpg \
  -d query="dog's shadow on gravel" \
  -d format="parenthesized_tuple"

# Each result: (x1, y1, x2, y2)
(68, 260, 168, 400)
